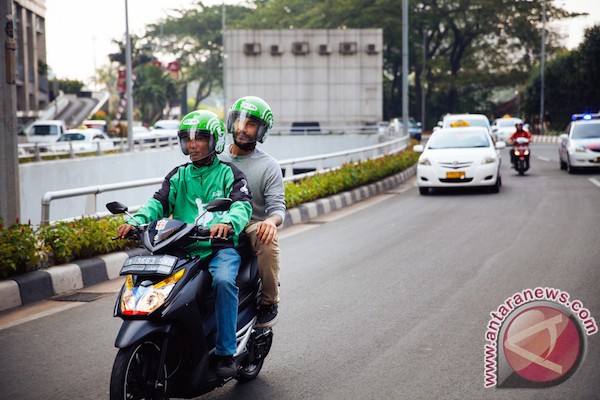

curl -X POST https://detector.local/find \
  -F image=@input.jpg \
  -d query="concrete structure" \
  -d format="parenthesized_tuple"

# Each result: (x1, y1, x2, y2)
(13, 0, 50, 127)
(224, 29, 383, 130)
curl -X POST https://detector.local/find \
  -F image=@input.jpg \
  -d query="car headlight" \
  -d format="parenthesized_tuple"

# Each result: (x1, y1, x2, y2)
(419, 157, 431, 166)
(481, 156, 497, 164)
(569, 143, 587, 153)
(120, 269, 185, 316)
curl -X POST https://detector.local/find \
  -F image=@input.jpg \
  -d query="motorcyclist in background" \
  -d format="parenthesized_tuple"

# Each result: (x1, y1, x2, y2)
(508, 122, 533, 165)
(117, 110, 252, 379)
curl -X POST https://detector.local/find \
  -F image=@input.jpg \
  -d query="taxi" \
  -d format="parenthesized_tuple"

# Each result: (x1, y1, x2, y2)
(413, 126, 506, 195)
(559, 113, 600, 173)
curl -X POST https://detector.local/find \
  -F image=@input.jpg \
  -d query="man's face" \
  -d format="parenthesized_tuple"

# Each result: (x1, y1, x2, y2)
(185, 135, 210, 161)
(234, 117, 259, 144)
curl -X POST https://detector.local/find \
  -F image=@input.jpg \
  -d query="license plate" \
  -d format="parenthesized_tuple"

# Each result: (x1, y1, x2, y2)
(120, 255, 178, 275)
(446, 171, 465, 179)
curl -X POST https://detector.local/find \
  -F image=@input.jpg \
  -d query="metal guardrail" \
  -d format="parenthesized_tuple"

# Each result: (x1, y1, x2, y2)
(39, 134, 409, 225)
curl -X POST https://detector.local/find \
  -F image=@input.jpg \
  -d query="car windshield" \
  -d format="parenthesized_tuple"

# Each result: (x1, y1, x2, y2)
(572, 123, 600, 139)
(57, 133, 85, 142)
(428, 130, 490, 149)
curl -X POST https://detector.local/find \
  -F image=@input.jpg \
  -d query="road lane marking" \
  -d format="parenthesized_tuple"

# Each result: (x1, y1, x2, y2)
(536, 156, 551, 162)
(589, 178, 600, 188)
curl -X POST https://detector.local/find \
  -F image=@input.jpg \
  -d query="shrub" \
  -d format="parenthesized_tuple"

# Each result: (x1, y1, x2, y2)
(0, 221, 44, 279)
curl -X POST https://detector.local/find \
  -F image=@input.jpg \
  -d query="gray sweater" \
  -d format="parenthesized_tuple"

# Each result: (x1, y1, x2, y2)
(220, 147, 286, 223)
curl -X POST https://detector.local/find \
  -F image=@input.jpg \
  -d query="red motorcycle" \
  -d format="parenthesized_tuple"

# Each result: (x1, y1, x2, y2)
(512, 137, 530, 175)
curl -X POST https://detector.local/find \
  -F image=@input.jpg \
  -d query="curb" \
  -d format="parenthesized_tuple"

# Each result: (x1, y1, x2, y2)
(0, 166, 416, 313)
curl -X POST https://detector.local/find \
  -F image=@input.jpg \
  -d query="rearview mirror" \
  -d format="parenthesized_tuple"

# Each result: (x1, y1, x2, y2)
(413, 144, 424, 153)
(106, 201, 128, 214)
(206, 198, 233, 213)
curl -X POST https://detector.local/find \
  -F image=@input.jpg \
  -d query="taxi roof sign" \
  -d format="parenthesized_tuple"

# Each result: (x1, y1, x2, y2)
(450, 119, 470, 127)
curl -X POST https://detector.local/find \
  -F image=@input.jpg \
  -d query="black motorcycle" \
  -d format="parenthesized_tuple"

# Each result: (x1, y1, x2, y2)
(106, 198, 273, 400)
(512, 137, 530, 175)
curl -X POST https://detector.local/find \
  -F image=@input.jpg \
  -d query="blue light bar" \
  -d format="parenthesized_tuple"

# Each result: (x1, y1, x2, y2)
(572, 113, 600, 121)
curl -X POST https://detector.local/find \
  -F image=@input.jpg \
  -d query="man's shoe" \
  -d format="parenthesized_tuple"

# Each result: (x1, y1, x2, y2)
(215, 355, 237, 379)
(256, 304, 279, 328)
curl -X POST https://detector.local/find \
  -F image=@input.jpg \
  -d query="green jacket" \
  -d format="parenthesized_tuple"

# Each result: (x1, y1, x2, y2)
(128, 158, 252, 259)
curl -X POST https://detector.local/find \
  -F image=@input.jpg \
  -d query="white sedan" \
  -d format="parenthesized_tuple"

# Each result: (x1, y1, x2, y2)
(491, 117, 525, 142)
(414, 127, 506, 195)
(50, 129, 114, 153)
(559, 115, 600, 173)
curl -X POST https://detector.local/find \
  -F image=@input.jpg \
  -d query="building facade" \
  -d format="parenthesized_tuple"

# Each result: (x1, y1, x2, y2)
(13, 0, 49, 127)
(224, 29, 383, 131)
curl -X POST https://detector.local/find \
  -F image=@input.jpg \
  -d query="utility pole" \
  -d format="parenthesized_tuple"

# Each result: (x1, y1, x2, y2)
(0, 0, 20, 224)
(539, 0, 546, 135)
(401, 0, 409, 137)
(125, 0, 134, 151)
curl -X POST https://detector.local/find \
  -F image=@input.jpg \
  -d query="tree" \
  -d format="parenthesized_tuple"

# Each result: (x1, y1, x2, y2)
(134, 63, 180, 124)
(523, 25, 600, 131)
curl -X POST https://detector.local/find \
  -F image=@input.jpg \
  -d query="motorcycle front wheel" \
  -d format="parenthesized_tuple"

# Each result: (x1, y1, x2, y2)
(110, 340, 168, 400)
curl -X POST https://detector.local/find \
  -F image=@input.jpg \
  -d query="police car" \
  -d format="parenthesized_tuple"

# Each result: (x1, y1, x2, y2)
(559, 113, 600, 173)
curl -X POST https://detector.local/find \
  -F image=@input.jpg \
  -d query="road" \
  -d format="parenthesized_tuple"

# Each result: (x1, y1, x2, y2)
(1, 143, 599, 399)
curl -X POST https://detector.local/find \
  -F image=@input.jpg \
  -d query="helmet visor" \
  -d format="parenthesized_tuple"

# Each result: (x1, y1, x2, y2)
(177, 129, 213, 156)
(227, 111, 268, 143)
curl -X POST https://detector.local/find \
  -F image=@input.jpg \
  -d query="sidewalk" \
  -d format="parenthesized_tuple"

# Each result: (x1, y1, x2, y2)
(0, 166, 417, 313)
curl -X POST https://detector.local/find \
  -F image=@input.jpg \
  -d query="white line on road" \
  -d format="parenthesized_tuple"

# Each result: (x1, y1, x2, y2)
(589, 178, 600, 188)
(536, 156, 551, 162)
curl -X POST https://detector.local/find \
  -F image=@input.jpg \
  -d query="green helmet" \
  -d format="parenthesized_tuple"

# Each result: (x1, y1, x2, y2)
(177, 110, 225, 156)
(226, 96, 274, 144)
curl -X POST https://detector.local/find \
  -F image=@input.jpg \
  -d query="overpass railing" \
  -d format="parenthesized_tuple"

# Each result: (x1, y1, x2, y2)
(39, 134, 409, 225)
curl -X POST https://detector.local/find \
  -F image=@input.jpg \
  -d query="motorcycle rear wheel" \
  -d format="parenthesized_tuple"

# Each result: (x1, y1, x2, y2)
(110, 340, 168, 400)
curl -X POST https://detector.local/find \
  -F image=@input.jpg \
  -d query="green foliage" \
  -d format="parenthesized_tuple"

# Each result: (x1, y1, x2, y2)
(523, 25, 600, 131)
(38, 216, 132, 265)
(0, 221, 43, 279)
(285, 148, 419, 208)
(58, 78, 85, 94)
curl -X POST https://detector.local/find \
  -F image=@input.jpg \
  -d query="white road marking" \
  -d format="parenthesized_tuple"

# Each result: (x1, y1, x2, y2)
(589, 178, 600, 188)
(536, 156, 551, 162)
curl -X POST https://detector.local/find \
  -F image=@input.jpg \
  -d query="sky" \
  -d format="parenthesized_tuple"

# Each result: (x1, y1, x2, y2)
(45, 0, 600, 85)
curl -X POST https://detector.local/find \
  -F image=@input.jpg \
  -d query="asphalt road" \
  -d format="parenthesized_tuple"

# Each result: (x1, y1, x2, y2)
(1, 143, 599, 399)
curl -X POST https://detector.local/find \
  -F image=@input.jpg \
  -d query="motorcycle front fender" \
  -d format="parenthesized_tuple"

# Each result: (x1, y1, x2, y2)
(114, 319, 171, 348)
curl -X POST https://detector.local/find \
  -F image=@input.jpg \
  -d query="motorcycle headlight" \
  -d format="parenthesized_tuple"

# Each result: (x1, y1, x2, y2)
(121, 269, 185, 316)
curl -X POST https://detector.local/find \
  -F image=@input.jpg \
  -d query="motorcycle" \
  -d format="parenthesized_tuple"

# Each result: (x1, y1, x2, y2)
(106, 198, 273, 400)
(512, 137, 530, 175)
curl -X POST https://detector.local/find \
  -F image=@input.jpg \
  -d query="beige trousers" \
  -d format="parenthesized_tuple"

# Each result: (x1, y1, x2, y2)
(245, 221, 280, 305)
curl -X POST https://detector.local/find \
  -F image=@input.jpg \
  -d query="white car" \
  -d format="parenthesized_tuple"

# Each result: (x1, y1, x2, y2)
(152, 119, 180, 141)
(50, 129, 114, 153)
(413, 127, 506, 195)
(440, 113, 492, 137)
(559, 113, 600, 173)
(491, 117, 525, 142)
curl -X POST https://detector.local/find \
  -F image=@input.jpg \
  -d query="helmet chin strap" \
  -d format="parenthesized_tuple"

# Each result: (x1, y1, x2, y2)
(192, 152, 215, 167)
(234, 137, 256, 151)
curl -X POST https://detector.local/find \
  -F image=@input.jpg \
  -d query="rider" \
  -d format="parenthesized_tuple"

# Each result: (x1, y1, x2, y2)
(117, 110, 252, 379)
(220, 96, 286, 328)
(508, 122, 533, 164)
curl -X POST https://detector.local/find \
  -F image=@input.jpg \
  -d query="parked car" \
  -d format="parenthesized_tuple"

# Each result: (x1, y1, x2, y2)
(413, 126, 506, 195)
(26, 120, 67, 144)
(390, 117, 422, 140)
(151, 119, 180, 141)
(50, 129, 114, 152)
(491, 117, 526, 142)
(559, 113, 600, 173)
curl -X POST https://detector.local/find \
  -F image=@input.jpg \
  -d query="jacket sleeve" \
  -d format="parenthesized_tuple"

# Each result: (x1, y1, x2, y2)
(217, 162, 252, 235)
(126, 167, 178, 226)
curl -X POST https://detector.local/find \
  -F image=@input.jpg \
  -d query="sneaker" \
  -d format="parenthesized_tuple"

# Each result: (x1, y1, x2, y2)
(215, 355, 237, 379)
(256, 304, 279, 328)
